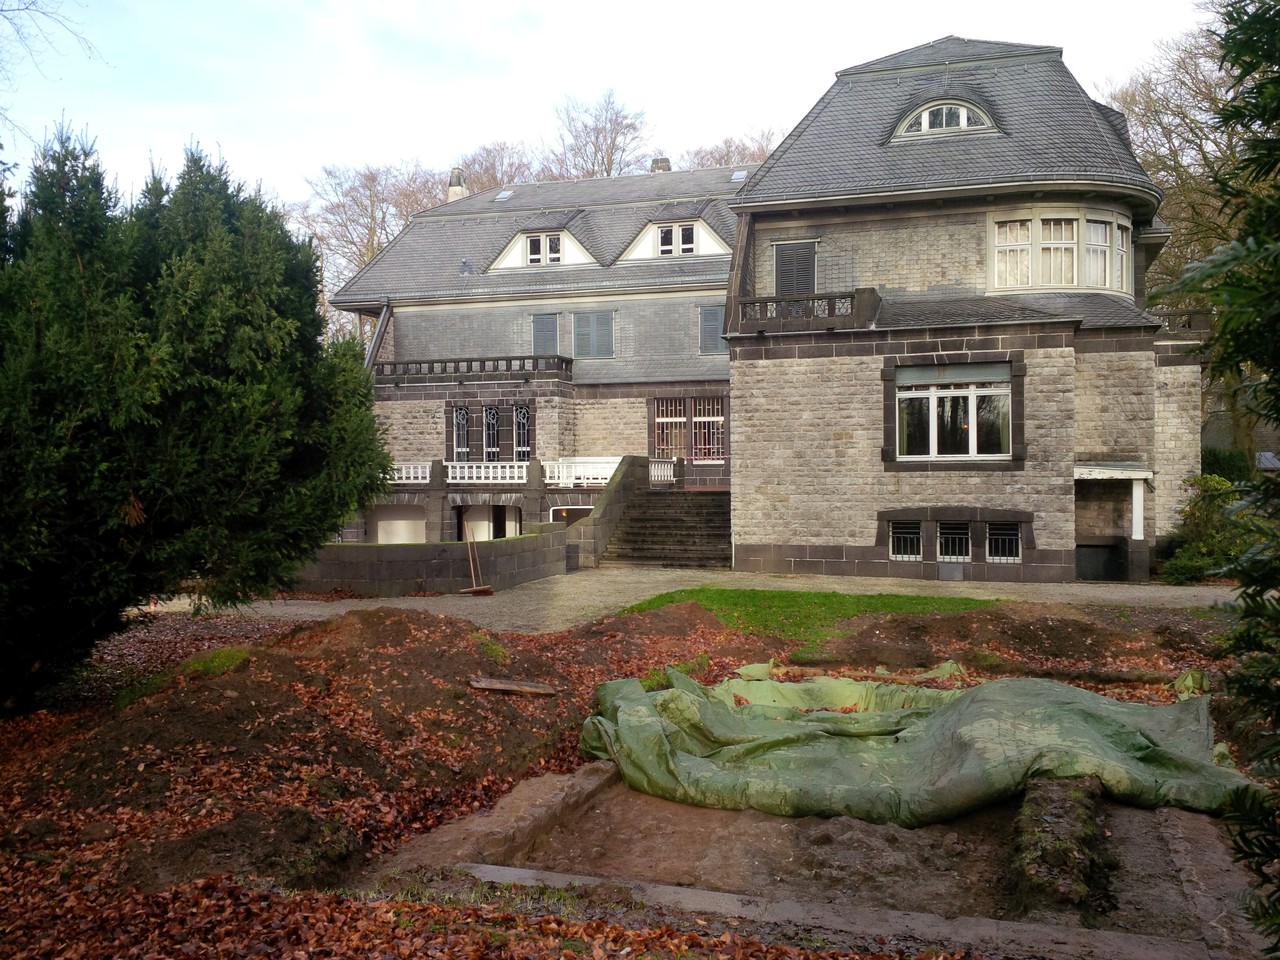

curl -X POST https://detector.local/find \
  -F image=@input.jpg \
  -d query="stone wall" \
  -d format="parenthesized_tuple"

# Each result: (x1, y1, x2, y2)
(376, 398, 445, 462)
(729, 344, 1078, 580)
(753, 209, 985, 298)
(1074, 351, 1156, 465)
(1153, 357, 1203, 539)
(574, 397, 648, 456)
(294, 524, 567, 596)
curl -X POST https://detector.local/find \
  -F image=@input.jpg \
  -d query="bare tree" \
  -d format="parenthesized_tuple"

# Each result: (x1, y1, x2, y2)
(1108, 28, 1242, 306)
(0, 1, 96, 130)
(455, 140, 537, 193)
(540, 90, 649, 180)
(678, 130, 778, 169)
(292, 162, 444, 340)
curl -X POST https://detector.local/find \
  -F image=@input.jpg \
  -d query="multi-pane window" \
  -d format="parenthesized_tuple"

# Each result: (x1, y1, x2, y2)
(483, 407, 501, 462)
(514, 405, 531, 462)
(901, 102, 990, 135)
(532, 313, 558, 355)
(1085, 221, 1110, 287)
(1117, 226, 1130, 292)
(992, 212, 1133, 291)
(890, 521, 923, 561)
(995, 220, 1031, 287)
(699, 305, 727, 354)
(987, 522, 1022, 564)
(573, 310, 614, 358)
(452, 407, 470, 461)
(653, 397, 727, 461)
(659, 223, 696, 256)
(691, 397, 726, 461)
(526, 233, 562, 265)
(938, 522, 972, 562)
(653, 398, 687, 459)
(896, 363, 1012, 460)
(1040, 219, 1076, 285)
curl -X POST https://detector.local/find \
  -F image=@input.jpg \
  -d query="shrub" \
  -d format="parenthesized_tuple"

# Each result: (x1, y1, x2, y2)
(1202, 447, 1253, 483)
(1161, 475, 1262, 584)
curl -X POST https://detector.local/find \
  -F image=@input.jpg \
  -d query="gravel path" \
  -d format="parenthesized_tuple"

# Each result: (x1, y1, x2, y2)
(160, 566, 1240, 635)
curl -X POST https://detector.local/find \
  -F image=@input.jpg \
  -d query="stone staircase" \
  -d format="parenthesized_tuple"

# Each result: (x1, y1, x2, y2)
(601, 489, 731, 568)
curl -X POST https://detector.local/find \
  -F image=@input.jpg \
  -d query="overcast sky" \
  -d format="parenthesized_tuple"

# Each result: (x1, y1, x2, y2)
(3, 0, 1213, 208)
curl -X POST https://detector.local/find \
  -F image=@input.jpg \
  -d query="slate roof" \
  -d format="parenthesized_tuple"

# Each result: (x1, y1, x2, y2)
(332, 166, 754, 309)
(875, 293, 1161, 330)
(736, 36, 1159, 213)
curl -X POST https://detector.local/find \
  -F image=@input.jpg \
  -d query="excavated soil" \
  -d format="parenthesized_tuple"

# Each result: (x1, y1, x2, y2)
(2, 595, 1265, 959)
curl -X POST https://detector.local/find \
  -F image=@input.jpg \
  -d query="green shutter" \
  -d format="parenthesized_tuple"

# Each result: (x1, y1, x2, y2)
(699, 305, 727, 354)
(573, 310, 614, 358)
(532, 314, 558, 355)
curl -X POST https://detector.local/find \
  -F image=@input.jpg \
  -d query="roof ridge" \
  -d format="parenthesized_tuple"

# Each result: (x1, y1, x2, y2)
(838, 36, 1062, 77)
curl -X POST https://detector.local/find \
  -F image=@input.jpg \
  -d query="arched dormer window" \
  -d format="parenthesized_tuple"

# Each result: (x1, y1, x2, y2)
(896, 101, 992, 138)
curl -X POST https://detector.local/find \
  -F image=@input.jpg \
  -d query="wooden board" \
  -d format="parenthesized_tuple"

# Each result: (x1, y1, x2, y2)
(468, 676, 558, 696)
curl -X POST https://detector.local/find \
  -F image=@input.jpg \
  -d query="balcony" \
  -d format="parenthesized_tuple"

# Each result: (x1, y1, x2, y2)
(373, 355, 572, 386)
(733, 288, 881, 335)
(387, 457, 623, 488)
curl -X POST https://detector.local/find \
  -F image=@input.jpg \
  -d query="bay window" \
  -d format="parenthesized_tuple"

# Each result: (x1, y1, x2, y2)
(991, 209, 1133, 293)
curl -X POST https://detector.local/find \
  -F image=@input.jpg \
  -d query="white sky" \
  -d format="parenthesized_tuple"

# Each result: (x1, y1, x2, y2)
(3, 0, 1212, 208)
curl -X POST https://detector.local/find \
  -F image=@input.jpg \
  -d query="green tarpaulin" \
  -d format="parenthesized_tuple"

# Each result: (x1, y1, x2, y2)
(579, 669, 1254, 827)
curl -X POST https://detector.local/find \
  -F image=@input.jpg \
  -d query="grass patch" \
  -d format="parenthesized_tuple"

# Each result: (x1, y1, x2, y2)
(639, 653, 710, 692)
(624, 587, 995, 658)
(470, 633, 511, 666)
(178, 646, 251, 678)
(115, 672, 171, 710)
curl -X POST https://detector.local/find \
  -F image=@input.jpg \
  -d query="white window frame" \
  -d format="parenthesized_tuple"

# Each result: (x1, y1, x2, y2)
(653, 398, 687, 459)
(889, 520, 923, 561)
(989, 208, 1134, 294)
(895, 364, 1012, 462)
(690, 397, 726, 462)
(526, 232, 562, 266)
(938, 522, 972, 562)
(658, 222, 696, 256)
(986, 521, 1022, 564)
(896, 101, 992, 138)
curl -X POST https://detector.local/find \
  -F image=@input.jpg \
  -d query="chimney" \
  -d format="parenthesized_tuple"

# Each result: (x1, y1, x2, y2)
(650, 157, 671, 173)
(447, 167, 469, 203)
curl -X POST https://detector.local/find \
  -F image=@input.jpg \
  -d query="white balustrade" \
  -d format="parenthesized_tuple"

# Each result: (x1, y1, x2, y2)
(648, 458, 676, 486)
(446, 461, 529, 484)
(544, 457, 622, 488)
(390, 462, 432, 483)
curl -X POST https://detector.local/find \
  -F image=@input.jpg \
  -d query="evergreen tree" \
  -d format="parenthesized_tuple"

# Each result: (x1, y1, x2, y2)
(0, 138, 389, 707)
(1172, 2, 1280, 951)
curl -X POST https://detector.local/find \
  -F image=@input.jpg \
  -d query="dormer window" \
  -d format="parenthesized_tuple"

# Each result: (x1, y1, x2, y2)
(659, 223, 695, 256)
(897, 102, 992, 138)
(527, 233, 561, 265)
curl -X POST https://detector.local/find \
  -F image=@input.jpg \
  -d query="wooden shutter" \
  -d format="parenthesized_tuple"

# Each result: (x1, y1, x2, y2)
(699, 305, 727, 354)
(775, 242, 816, 295)
(573, 311, 614, 358)
(532, 314, 558, 355)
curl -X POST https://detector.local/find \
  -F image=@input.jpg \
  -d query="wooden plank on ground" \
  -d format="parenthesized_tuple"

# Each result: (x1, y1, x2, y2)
(469, 676, 558, 696)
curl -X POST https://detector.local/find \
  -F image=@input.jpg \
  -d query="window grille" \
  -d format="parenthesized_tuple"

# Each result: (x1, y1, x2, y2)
(483, 406, 501, 461)
(987, 522, 1022, 564)
(889, 521, 923, 561)
(691, 397, 725, 461)
(653, 398, 686, 459)
(452, 406, 470, 461)
(938, 522, 971, 562)
(514, 405, 531, 461)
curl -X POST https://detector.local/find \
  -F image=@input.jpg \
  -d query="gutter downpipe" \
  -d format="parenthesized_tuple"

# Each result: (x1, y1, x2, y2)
(364, 299, 391, 370)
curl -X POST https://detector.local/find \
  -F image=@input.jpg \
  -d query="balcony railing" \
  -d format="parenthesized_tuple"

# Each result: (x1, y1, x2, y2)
(734, 287, 881, 335)
(446, 461, 529, 484)
(649, 458, 676, 486)
(389, 463, 431, 484)
(374, 355, 572, 385)
(544, 457, 622, 488)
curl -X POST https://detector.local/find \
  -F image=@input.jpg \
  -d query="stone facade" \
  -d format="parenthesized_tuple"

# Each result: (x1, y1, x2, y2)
(754, 209, 986, 300)
(1153, 355, 1204, 538)
(574, 396, 648, 456)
